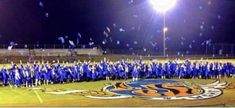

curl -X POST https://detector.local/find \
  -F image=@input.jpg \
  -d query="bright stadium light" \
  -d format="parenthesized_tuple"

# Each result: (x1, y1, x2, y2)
(148, 0, 177, 57)
(163, 27, 168, 32)
(149, 0, 177, 13)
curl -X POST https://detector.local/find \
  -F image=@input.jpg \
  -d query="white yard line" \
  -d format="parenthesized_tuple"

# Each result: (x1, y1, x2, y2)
(34, 90, 43, 104)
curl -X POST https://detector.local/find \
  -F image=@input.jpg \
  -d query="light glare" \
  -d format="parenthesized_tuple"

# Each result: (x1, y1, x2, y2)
(149, 0, 177, 13)
(164, 27, 168, 32)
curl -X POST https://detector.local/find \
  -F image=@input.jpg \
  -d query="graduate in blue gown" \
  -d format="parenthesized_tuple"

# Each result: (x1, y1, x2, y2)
(123, 64, 128, 80)
(140, 63, 145, 78)
(14, 68, 21, 88)
(46, 65, 52, 84)
(204, 63, 209, 79)
(132, 65, 139, 81)
(170, 62, 177, 78)
(185, 62, 192, 78)
(109, 63, 116, 80)
(71, 66, 77, 82)
(114, 63, 119, 79)
(0, 68, 2, 85)
(166, 62, 171, 78)
(151, 62, 157, 78)
(82, 62, 90, 81)
(91, 65, 97, 81)
(51, 66, 56, 84)
(192, 63, 198, 79)
(198, 63, 203, 79)
(226, 63, 231, 77)
(25, 64, 33, 87)
(177, 64, 184, 79)
(86, 64, 92, 81)
(103, 62, 110, 81)
(9, 69, 15, 88)
(1, 66, 8, 86)
(128, 63, 134, 78)
(19, 62, 25, 86)
(58, 65, 64, 84)
(117, 64, 123, 79)
(146, 64, 152, 78)
(75, 64, 81, 82)
(159, 63, 164, 79)
(157, 63, 161, 78)
(62, 67, 68, 83)
(217, 63, 223, 79)
(96, 64, 103, 80)
(231, 64, 235, 78)
(224, 63, 229, 78)
(66, 66, 72, 82)
(41, 65, 47, 85)
(214, 63, 219, 79)
(208, 63, 213, 79)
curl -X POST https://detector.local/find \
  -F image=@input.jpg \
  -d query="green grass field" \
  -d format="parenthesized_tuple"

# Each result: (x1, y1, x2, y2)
(0, 78, 235, 107)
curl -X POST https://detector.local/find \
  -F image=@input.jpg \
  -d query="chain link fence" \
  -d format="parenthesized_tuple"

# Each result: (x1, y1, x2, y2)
(0, 43, 234, 57)
(0, 44, 101, 49)
(107, 43, 235, 57)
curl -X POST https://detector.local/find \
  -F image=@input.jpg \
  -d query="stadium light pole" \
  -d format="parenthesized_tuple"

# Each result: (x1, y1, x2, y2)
(148, 0, 177, 57)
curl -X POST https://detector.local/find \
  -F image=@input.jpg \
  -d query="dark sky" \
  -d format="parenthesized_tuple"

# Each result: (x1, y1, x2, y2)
(0, 0, 235, 53)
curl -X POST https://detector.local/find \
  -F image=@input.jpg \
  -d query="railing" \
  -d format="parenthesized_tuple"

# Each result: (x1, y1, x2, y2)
(0, 44, 102, 49)
(0, 43, 234, 57)
(107, 43, 235, 57)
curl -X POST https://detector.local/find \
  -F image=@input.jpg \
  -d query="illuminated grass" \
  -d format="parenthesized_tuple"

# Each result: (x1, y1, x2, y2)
(0, 78, 234, 107)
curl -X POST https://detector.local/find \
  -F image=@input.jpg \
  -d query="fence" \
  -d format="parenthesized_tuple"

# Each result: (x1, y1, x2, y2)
(0, 44, 101, 49)
(0, 43, 234, 57)
(107, 43, 235, 57)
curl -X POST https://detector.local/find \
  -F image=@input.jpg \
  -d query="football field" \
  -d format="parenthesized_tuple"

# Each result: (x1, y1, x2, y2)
(0, 58, 235, 107)
(0, 78, 235, 107)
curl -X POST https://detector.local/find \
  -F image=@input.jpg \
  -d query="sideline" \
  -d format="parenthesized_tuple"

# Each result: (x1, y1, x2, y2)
(34, 90, 43, 104)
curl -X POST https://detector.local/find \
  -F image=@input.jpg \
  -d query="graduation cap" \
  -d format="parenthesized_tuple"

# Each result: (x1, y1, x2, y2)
(103, 31, 109, 37)
(133, 41, 138, 45)
(8, 46, 13, 50)
(150, 41, 157, 47)
(45, 12, 49, 18)
(206, 39, 212, 45)
(78, 32, 82, 38)
(65, 35, 69, 39)
(76, 38, 80, 45)
(189, 44, 193, 49)
(200, 25, 204, 30)
(39, 1, 44, 8)
(58, 37, 65, 44)
(119, 28, 125, 32)
(116, 40, 120, 45)
(132, 14, 138, 18)
(113, 23, 117, 27)
(106, 26, 111, 33)
(69, 40, 76, 47)
(10, 41, 18, 46)
(89, 42, 94, 46)
(102, 40, 106, 45)
(128, 0, 134, 4)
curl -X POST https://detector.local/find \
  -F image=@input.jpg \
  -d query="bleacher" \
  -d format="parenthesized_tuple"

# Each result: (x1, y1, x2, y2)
(0, 48, 103, 57)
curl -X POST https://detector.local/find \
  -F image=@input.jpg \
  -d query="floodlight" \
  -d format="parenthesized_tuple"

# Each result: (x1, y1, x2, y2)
(149, 0, 177, 13)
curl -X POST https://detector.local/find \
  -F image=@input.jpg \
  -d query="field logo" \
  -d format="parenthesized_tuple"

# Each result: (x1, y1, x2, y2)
(86, 79, 227, 100)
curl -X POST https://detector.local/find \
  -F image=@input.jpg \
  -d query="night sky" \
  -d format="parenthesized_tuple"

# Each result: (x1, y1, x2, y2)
(0, 0, 235, 53)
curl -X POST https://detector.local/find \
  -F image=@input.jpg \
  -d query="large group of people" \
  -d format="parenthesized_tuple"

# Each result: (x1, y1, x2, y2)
(0, 58, 235, 88)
